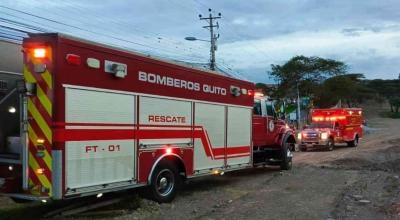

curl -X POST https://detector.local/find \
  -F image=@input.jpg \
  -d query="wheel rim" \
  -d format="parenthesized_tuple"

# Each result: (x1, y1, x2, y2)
(285, 142, 292, 168)
(287, 144, 293, 158)
(329, 141, 334, 150)
(156, 169, 175, 197)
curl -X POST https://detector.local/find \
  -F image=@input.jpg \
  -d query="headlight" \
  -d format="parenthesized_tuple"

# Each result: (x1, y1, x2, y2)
(297, 133, 302, 140)
(321, 132, 328, 140)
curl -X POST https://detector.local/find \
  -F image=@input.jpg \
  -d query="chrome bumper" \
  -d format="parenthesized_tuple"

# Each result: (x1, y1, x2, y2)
(300, 139, 329, 146)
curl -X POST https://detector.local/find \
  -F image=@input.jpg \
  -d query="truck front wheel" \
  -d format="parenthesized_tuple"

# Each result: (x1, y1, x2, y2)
(327, 138, 334, 151)
(149, 160, 180, 203)
(280, 140, 293, 170)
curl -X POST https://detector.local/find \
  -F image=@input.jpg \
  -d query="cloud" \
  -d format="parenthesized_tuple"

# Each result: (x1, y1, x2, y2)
(218, 27, 400, 79)
(232, 17, 247, 25)
(1, 0, 400, 82)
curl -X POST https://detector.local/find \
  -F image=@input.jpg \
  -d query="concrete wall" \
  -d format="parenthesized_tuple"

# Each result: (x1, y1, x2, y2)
(0, 40, 22, 74)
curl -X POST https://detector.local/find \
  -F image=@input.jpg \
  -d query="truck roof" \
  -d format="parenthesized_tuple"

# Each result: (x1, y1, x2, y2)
(23, 33, 254, 107)
(26, 33, 239, 81)
(312, 108, 362, 111)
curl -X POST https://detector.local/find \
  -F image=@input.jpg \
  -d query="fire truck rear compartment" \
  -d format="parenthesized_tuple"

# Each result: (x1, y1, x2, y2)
(0, 72, 23, 162)
(0, 72, 25, 194)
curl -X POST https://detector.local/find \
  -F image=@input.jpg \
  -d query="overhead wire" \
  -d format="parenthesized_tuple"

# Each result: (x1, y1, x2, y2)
(28, 0, 210, 61)
(32, 0, 207, 53)
(0, 2, 246, 78)
(0, 5, 202, 59)
(191, 0, 272, 69)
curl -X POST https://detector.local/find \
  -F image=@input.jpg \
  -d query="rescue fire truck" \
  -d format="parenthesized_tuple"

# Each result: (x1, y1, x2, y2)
(298, 108, 363, 151)
(0, 33, 295, 203)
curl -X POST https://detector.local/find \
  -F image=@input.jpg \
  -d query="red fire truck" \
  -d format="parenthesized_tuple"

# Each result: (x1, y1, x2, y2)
(298, 108, 363, 151)
(0, 33, 295, 203)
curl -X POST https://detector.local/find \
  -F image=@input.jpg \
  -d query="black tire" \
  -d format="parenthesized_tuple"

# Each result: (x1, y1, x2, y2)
(347, 136, 359, 147)
(149, 160, 180, 203)
(299, 145, 307, 152)
(327, 138, 334, 151)
(280, 139, 293, 170)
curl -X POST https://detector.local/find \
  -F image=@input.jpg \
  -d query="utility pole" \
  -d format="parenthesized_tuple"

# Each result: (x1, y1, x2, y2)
(296, 82, 301, 129)
(199, 9, 221, 71)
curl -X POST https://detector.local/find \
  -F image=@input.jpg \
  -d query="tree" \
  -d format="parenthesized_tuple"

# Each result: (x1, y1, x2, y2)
(269, 56, 348, 99)
(313, 74, 372, 108)
(368, 79, 400, 113)
(255, 83, 269, 95)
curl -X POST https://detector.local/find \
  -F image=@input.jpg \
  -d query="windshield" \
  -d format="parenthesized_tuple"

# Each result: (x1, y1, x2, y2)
(308, 122, 334, 129)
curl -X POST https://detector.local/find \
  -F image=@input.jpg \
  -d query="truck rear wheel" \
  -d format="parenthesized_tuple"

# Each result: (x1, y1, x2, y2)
(347, 136, 359, 147)
(280, 140, 293, 170)
(149, 160, 180, 203)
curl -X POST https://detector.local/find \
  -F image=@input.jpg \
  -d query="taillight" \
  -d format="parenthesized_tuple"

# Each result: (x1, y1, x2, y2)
(33, 48, 46, 58)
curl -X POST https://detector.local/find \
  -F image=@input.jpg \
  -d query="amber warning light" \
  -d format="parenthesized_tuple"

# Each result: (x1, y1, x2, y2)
(33, 48, 46, 58)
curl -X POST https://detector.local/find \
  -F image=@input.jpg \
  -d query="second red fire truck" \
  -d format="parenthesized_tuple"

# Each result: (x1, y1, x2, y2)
(0, 33, 295, 203)
(298, 108, 363, 151)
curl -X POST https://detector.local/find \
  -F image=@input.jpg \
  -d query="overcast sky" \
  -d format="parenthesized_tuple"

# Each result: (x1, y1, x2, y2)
(1, 0, 400, 82)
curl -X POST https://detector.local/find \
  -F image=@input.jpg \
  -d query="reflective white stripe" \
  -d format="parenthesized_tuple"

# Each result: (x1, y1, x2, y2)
(65, 126, 136, 130)
(63, 84, 252, 109)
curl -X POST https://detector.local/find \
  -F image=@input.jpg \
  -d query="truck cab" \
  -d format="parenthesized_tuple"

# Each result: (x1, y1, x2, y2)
(298, 108, 363, 151)
(251, 95, 296, 170)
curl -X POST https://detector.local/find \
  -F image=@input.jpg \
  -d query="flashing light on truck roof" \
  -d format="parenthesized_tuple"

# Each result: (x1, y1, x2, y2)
(312, 116, 346, 121)
(33, 48, 46, 58)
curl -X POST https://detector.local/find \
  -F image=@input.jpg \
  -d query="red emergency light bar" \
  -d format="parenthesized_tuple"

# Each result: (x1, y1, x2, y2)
(312, 115, 346, 122)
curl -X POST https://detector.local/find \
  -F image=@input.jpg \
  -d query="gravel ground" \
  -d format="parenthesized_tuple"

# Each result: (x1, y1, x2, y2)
(0, 104, 399, 220)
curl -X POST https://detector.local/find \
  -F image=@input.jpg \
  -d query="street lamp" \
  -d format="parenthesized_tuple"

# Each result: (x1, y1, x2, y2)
(185, 36, 216, 70)
(184, 37, 210, 42)
(186, 8, 221, 71)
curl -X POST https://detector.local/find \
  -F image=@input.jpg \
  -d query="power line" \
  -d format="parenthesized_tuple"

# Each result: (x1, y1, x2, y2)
(30, 0, 207, 53)
(0, 3, 245, 77)
(0, 4, 214, 64)
(0, 17, 47, 32)
(0, 5, 189, 56)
